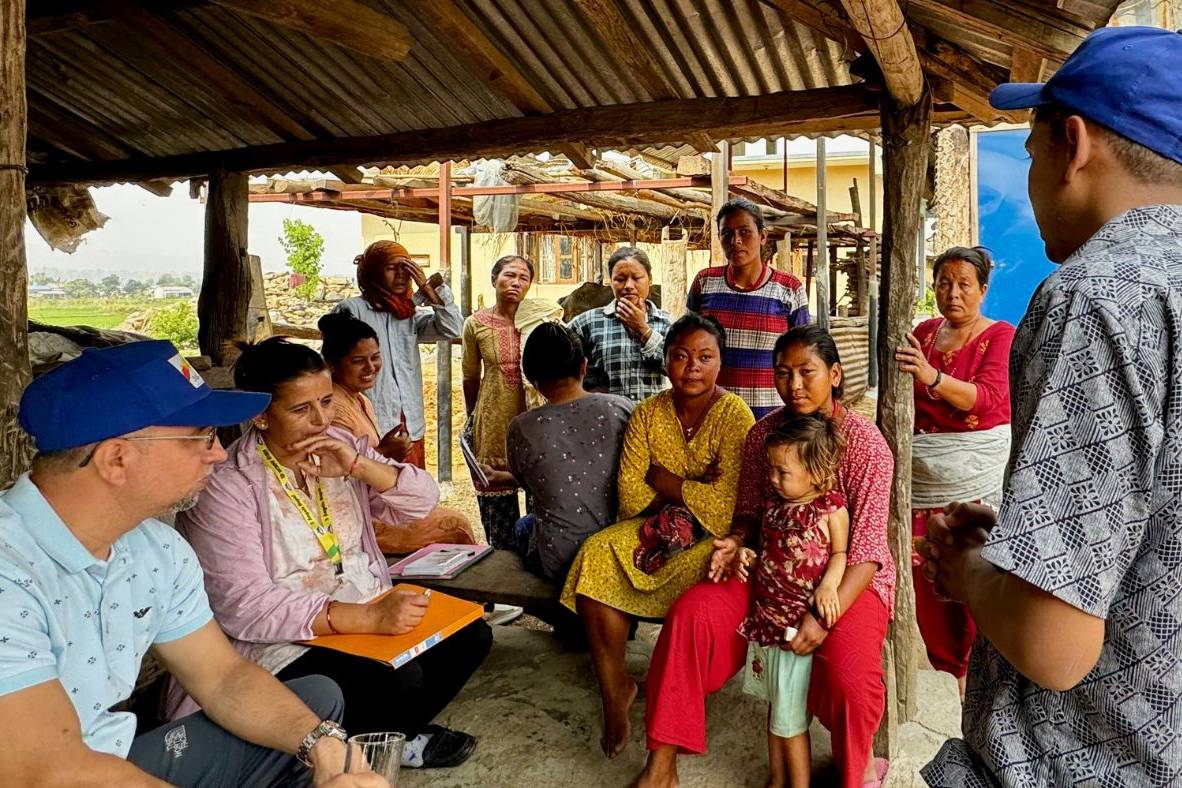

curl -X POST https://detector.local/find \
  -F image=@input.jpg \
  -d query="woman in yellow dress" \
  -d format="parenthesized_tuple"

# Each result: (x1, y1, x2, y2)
(561, 312, 755, 758)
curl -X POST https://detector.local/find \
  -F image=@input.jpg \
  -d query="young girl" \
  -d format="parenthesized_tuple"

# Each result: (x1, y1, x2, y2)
(737, 414, 849, 788)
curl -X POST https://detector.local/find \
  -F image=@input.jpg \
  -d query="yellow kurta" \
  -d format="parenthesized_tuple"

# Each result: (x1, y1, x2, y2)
(560, 390, 755, 618)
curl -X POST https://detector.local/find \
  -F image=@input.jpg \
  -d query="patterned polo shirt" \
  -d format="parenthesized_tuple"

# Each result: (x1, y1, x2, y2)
(0, 474, 212, 757)
(923, 205, 1182, 787)
(568, 299, 672, 402)
(687, 265, 810, 419)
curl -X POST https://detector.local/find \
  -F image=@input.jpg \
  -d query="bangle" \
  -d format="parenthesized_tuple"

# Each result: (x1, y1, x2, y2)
(930, 369, 943, 389)
(325, 601, 340, 634)
(346, 451, 361, 478)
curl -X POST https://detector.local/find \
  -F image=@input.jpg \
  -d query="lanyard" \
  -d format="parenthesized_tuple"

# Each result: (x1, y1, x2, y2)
(257, 439, 342, 569)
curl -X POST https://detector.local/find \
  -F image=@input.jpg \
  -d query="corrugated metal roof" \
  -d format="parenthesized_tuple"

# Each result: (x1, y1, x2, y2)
(22, 0, 1120, 175)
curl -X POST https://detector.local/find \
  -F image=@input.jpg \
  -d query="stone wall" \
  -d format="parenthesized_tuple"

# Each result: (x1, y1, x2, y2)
(263, 272, 358, 329)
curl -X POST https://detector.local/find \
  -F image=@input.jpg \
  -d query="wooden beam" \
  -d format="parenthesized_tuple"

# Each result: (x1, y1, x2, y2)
(30, 85, 885, 184)
(905, 0, 1091, 63)
(766, 0, 866, 53)
(558, 142, 596, 170)
(573, 0, 679, 101)
(207, 0, 411, 62)
(138, 179, 175, 197)
(0, 0, 33, 485)
(876, 88, 932, 734)
(837, 0, 924, 107)
(198, 167, 251, 364)
(710, 142, 729, 266)
(93, 0, 318, 143)
(685, 133, 717, 154)
(328, 166, 366, 185)
(1010, 48, 1045, 83)
(730, 176, 856, 221)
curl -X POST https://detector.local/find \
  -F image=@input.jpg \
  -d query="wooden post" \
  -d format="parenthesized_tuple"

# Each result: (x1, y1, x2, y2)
(815, 137, 830, 329)
(198, 166, 250, 365)
(877, 89, 932, 742)
(710, 141, 730, 266)
(0, 0, 33, 486)
(868, 139, 879, 388)
(436, 161, 453, 483)
(774, 236, 792, 273)
(459, 224, 472, 316)
(661, 225, 688, 319)
(246, 254, 273, 343)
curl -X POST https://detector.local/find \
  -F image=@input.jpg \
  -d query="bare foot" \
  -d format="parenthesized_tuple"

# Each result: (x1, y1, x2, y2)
(633, 751, 680, 788)
(600, 677, 639, 758)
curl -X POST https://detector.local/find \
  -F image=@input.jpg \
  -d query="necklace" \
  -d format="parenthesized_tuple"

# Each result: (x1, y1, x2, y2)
(677, 389, 719, 441)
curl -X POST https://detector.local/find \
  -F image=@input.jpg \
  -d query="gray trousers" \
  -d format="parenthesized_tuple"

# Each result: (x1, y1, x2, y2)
(127, 675, 344, 788)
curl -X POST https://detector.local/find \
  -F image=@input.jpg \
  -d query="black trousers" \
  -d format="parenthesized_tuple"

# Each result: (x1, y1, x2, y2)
(276, 620, 492, 737)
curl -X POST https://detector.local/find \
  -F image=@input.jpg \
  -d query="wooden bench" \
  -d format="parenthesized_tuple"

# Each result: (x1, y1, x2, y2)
(391, 549, 570, 626)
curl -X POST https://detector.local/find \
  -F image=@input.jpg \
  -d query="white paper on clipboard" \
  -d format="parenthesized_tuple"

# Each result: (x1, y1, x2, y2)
(460, 422, 490, 487)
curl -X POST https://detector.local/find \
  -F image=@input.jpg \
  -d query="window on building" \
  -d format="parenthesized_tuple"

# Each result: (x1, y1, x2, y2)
(530, 235, 584, 283)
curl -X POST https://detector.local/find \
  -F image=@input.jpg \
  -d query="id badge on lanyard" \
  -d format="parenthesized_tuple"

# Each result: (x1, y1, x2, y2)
(257, 440, 343, 573)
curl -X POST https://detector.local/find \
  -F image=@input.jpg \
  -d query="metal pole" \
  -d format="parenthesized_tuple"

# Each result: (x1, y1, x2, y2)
(436, 161, 453, 482)
(868, 138, 879, 388)
(815, 137, 830, 330)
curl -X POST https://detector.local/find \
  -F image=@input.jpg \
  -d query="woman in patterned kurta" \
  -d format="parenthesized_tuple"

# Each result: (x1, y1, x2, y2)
(461, 255, 561, 547)
(561, 312, 755, 758)
(896, 247, 1015, 692)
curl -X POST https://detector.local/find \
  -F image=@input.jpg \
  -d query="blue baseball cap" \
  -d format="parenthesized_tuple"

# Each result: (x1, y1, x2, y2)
(990, 26, 1182, 166)
(20, 340, 270, 452)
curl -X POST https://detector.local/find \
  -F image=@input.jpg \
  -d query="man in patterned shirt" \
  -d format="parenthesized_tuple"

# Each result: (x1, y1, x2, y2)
(921, 27, 1182, 787)
(688, 198, 810, 419)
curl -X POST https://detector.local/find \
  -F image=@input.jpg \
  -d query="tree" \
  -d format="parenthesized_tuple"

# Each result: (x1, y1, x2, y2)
(100, 273, 121, 296)
(156, 273, 179, 286)
(123, 279, 147, 296)
(146, 300, 199, 352)
(63, 278, 97, 298)
(279, 218, 325, 300)
(179, 274, 197, 289)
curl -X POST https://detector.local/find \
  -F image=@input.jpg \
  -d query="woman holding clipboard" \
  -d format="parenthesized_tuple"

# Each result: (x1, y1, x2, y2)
(172, 337, 491, 770)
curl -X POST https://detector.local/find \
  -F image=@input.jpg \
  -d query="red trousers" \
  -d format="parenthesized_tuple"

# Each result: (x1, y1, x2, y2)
(646, 577, 888, 788)
(911, 509, 976, 678)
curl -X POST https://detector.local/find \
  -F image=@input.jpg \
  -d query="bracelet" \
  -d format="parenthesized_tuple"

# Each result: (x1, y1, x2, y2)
(296, 720, 347, 767)
(325, 601, 340, 634)
(930, 369, 943, 389)
(346, 451, 361, 478)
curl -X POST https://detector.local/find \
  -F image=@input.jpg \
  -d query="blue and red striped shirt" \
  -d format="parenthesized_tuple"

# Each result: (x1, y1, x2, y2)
(687, 265, 810, 419)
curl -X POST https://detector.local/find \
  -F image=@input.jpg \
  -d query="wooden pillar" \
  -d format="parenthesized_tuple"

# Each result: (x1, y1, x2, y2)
(868, 139, 879, 388)
(459, 224, 472, 317)
(198, 167, 250, 364)
(436, 161, 453, 483)
(660, 225, 688, 319)
(876, 89, 932, 738)
(774, 236, 792, 273)
(815, 137, 830, 329)
(0, 0, 33, 485)
(710, 141, 730, 266)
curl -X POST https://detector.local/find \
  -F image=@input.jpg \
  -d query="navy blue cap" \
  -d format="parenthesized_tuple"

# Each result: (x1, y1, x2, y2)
(991, 26, 1182, 166)
(19, 340, 270, 452)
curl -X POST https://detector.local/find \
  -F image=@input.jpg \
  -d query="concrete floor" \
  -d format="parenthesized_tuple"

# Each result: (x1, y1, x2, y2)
(401, 624, 962, 788)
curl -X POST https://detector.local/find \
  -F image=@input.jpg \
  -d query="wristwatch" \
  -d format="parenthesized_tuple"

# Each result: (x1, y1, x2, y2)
(296, 719, 348, 767)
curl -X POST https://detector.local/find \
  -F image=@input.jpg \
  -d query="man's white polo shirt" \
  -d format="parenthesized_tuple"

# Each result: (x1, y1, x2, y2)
(0, 474, 212, 756)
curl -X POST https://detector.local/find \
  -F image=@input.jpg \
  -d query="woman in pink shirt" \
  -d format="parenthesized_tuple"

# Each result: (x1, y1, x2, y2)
(175, 337, 490, 770)
(636, 325, 895, 788)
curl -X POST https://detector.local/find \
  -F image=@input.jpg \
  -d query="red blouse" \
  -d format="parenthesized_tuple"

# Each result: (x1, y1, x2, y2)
(734, 405, 897, 618)
(912, 317, 1015, 435)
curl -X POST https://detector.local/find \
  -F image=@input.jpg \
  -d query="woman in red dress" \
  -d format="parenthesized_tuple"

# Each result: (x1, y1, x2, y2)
(895, 246, 1016, 696)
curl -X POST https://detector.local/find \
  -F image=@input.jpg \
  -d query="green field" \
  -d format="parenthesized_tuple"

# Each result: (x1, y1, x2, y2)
(28, 297, 178, 330)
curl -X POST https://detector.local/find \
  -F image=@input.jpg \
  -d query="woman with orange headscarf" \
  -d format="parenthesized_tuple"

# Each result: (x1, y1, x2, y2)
(335, 240, 464, 468)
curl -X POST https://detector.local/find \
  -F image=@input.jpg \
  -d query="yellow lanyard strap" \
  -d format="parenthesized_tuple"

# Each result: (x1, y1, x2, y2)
(257, 440, 342, 567)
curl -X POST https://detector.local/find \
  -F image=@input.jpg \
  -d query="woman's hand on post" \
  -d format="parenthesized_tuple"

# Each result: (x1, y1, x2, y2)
(367, 589, 429, 635)
(291, 435, 360, 478)
(895, 332, 937, 386)
(786, 612, 828, 655)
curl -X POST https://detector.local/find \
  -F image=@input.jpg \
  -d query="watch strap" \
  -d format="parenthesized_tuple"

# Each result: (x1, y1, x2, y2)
(297, 719, 348, 767)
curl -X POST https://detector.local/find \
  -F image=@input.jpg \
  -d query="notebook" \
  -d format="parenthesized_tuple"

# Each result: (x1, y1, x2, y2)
(389, 543, 492, 580)
(301, 585, 483, 668)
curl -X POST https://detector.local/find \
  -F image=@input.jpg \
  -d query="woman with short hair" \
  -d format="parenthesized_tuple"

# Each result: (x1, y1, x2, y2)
(568, 246, 673, 402)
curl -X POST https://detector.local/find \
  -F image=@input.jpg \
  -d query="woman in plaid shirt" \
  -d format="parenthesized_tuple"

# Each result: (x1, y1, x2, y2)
(569, 247, 673, 402)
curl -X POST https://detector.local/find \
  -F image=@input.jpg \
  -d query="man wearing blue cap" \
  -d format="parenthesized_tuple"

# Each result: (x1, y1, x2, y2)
(920, 26, 1182, 787)
(0, 341, 384, 787)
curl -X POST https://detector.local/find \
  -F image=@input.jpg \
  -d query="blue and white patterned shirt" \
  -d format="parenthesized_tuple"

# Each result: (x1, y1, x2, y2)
(923, 205, 1182, 787)
(0, 474, 212, 757)
(568, 299, 672, 402)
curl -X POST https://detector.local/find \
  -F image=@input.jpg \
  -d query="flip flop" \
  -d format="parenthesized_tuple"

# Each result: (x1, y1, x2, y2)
(420, 725, 477, 768)
(862, 757, 890, 787)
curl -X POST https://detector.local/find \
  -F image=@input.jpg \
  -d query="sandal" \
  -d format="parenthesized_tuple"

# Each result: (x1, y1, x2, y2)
(419, 725, 477, 768)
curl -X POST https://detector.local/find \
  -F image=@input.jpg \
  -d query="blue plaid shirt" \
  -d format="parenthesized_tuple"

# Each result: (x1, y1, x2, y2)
(568, 300, 673, 402)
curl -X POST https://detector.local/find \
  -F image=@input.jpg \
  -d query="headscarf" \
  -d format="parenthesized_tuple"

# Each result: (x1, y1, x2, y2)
(355, 240, 417, 320)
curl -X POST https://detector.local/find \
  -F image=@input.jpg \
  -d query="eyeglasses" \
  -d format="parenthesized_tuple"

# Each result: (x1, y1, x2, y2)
(78, 427, 219, 468)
